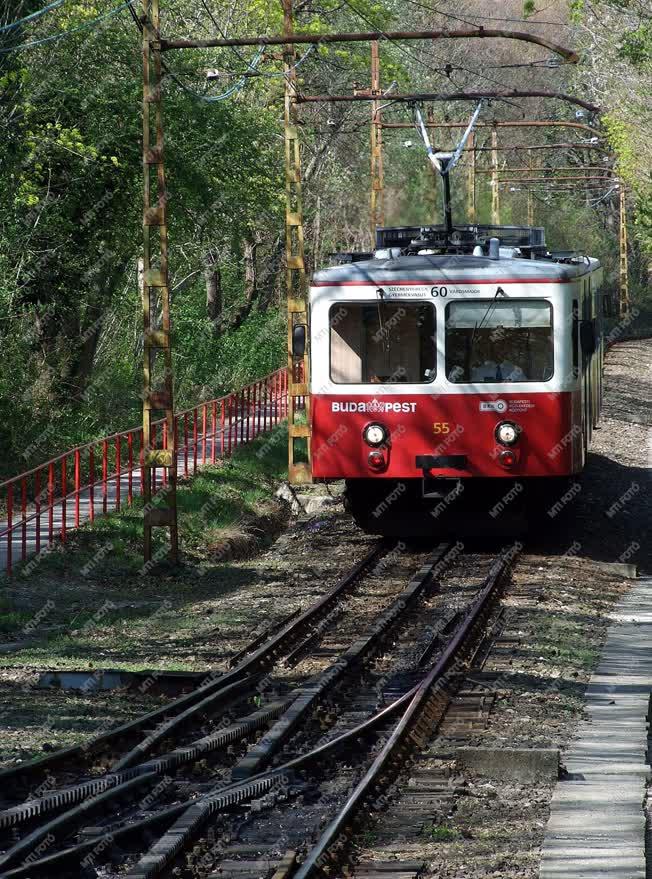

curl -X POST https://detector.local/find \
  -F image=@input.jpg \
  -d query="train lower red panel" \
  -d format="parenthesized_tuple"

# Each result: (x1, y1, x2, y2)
(311, 392, 578, 479)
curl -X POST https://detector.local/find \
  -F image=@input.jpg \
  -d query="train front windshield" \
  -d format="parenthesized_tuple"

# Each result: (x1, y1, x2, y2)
(445, 299, 553, 383)
(329, 302, 436, 384)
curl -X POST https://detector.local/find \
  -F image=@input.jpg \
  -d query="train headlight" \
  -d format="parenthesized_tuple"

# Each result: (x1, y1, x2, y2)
(495, 421, 521, 446)
(363, 422, 388, 447)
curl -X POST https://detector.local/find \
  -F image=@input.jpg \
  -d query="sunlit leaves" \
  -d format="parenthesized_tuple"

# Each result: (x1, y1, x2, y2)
(618, 23, 652, 68)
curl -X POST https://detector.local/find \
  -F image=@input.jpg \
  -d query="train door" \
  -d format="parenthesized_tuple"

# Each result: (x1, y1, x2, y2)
(571, 296, 583, 470)
(581, 276, 594, 452)
(594, 274, 604, 422)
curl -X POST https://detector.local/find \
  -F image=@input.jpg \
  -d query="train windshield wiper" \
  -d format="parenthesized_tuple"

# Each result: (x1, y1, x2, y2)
(471, 286, 506, 345)
(376, 287, 391, 353)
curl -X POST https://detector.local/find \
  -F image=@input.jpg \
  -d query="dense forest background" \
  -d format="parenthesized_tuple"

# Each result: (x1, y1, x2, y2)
(0, 0, 650, 478)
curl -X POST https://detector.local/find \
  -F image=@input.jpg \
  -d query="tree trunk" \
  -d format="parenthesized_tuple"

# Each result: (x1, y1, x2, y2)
(229, 233, 262, 331)
(205, 250, 222, 335)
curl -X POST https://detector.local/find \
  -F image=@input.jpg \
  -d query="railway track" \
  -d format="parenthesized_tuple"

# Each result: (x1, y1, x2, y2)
(0, 538, 425, 876)
(0, 541, 519, 878)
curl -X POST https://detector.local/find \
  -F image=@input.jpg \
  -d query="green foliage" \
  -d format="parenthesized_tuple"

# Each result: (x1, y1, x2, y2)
(1, 0, 649, 480)
(424, 823, 461, 842)
(603, 114, 652, 260)
(618, 23, 652, 67)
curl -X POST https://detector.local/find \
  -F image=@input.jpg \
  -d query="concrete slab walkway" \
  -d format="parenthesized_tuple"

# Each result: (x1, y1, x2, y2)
(539, 576, 652, 878)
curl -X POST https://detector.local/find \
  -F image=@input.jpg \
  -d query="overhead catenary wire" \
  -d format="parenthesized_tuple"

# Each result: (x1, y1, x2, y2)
(399, 0, 572, 29)
(0, 0, 66, 33)
(124, 0, 313, 104)
(336, 0, 553, 112)
(0, 1, 131, 53)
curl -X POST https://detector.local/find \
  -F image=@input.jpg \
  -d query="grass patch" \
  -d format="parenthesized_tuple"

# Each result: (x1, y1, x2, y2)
(19, 423, 289, 579)
(0, 424, 291, 669)
(424, 823, 461, 842)
(529, 614, 599, 670)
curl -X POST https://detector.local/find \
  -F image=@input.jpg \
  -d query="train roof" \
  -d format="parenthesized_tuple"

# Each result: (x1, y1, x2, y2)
(312, 252, 602, 287)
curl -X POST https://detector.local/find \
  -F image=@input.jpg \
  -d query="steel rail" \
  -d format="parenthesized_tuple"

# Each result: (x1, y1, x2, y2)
(0, 545, 477, 879)
(0, 540, 388, 797)
(0, 545, 515, 878)
(0, 689, 416, 879)
(0, 771, 160, 873)
(0, 700, 293, 867)
(294, 545, 520, 879)
(123, 545, 458, 878)
(232, 547, 450, 780)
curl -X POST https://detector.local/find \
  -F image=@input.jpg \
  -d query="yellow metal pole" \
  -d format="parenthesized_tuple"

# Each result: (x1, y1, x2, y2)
(142, 0, 178, 563)
(283, 0, 312, 484)
(467, 131, 476, 223)
(369, 40, 385, 247)
(619, 184, 630, 315)
(491, 126, 500, 225)
(527, 148, 534, 226)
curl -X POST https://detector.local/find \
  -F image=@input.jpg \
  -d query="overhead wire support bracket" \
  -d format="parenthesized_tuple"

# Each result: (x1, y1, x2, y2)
(294, 90, 600, 114)
(160, 28, 580, 64)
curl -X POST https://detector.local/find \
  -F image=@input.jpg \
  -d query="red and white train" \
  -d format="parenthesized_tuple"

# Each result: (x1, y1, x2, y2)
(304, 224, 605, 534)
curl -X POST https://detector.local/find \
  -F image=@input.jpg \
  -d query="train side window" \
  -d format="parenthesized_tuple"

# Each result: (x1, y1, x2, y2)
(329, 302, 436, 384)
(572, 299, 579, 379)
(445, 299, 553, 383)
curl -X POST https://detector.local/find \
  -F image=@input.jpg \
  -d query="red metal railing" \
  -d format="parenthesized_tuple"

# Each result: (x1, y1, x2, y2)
(0, 368, 290, 577)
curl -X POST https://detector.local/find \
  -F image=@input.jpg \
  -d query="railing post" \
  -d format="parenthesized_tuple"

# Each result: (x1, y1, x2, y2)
(21, 477, 27, 563)
(139, 430, 145, 498)
(218, 400, 223, 458)
(116, 436, 122, 510)
(227, 396, 232, 456)
(127, 433, 133, 506)
(174, 417, 179, 482)
(151, 424, 157, 494)
(61, 456, 67, 543)
(184, 413, 189, 477)
(102, 440, 108, 513)
(193, 407, 198, 473)
(202, 404, 207, 465)
(252, 382, 258, 438)
(6, 483, 12, 576)
(211, 401, 217, 464)
(48, 463, 54, 546)
(35, 470, 41, 555)
(89, 447, 95, 523)
(162, 422, 168, 488)
(245, 386, 251, 442)
(74, 449, 81, 527)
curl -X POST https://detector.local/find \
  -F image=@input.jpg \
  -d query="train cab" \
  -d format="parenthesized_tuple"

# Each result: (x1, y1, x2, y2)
(307, 224, 604, 534)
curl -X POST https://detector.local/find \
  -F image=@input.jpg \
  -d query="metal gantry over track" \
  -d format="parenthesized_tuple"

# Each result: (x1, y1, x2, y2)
(138, 0, 630, 557)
